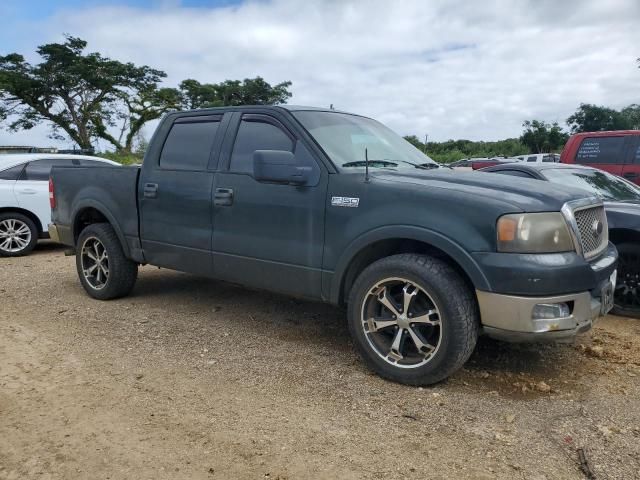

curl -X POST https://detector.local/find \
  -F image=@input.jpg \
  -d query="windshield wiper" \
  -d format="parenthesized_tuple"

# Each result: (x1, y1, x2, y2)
(343, 160, 398, 168)
(374, 158, 438, 170)
(416, 162, 441, 169)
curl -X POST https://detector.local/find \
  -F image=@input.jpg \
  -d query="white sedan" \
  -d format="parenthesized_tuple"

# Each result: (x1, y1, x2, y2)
(0, 153, 119, 256)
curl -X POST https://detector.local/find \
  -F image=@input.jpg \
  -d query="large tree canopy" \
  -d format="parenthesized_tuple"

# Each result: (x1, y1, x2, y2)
(566, 103, 636, 133)
(520, 120, 568, 154)
(0, 36, 179, 151)
(179, 77, 292, 109)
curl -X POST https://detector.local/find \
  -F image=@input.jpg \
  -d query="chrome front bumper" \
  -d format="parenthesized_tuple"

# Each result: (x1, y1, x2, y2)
(477, 281, 612, 343)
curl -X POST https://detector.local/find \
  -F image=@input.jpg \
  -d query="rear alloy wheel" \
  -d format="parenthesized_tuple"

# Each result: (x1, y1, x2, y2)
(0, 213, 38, 257)
(80, 236, 110, 290)
(612, 242, 640, 318)
(76, 223, 138, 300)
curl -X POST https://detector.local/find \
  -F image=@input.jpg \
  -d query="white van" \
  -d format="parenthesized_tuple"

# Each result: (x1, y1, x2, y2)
(514, 153, 560, 163)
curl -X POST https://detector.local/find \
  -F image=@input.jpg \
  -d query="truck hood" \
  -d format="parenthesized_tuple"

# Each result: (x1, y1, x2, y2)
(604, 201, 640, 214)
(371, 169, 598, 212)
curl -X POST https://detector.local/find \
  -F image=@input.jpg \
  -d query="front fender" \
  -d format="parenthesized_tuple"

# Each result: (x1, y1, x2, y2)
(328, 225, 491, 304)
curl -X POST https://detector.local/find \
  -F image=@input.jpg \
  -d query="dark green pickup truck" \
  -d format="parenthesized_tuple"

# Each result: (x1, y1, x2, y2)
(49, 106, 617, 385)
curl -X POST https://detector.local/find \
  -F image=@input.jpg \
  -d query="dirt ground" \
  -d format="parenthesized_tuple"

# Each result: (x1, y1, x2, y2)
(1, 244, 639, 480)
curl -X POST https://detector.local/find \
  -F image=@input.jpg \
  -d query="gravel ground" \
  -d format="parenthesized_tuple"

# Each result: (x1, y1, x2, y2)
(1, 243, 639, 480)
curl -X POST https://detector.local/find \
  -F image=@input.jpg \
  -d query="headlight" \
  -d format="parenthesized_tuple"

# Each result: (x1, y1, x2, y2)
(497, 212, 574, 253)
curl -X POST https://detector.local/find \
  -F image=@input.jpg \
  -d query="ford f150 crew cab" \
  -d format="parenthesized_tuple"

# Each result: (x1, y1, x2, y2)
(49, 106, 617, 385)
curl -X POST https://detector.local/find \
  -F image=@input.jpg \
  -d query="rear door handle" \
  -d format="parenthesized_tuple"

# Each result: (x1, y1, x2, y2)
(214, 188, 233, 206)
(143, 183, 158, 198)
(17, 188, 37, 195)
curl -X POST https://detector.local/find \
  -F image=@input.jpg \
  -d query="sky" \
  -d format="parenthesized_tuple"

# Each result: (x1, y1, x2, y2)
(0, 0, 639, 150)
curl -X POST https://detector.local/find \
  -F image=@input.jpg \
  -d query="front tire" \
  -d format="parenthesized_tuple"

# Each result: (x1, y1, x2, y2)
(348, 254, 479, 385)
(0, 213, 38, 257)
(612, 242, 640, 318)
(76, 223, 138, 300)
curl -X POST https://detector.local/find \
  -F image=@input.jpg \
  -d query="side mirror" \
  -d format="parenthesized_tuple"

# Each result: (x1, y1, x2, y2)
(253, 150, 311, 185)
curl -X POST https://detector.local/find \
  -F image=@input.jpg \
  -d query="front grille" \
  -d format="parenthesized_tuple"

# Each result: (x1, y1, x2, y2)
(573, 205, 608, 259)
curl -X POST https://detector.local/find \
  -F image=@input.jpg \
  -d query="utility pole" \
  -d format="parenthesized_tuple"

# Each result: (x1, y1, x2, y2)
(423, 134, 428, 154)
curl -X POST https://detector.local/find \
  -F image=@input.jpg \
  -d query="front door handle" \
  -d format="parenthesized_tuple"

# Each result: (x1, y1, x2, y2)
(214, 188, 234, 206)
(143, 183, 158, 198)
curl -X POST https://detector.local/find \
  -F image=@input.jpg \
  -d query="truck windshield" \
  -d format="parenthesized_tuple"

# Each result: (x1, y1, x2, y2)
(293, 111, 437, 171)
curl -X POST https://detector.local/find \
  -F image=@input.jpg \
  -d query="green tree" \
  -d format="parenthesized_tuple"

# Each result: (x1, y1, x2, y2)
(179, 76, 292, 108)
(0, 36, 180, 152)
(566, 103, 632, 133)
(621, 104, 640, 130)
(520, 120, 568, 153)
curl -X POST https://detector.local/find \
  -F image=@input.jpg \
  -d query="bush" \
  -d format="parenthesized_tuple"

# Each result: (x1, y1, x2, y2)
(97, 151, 144, 165)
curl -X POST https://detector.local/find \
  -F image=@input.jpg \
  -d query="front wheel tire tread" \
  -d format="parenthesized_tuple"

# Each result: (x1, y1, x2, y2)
(347, 253, 479, 385)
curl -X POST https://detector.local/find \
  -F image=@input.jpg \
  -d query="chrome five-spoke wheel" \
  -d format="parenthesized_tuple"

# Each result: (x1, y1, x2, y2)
(80, 237, 109, 290)
(361, 277, 442, 369)
(0, 218, 32, 253)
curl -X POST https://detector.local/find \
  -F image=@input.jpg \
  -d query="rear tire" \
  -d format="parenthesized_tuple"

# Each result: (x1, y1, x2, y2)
(76, 223, 138, 300)
(611, 242, 640, 319)
(0, 212, 38, 257)
(347, 253, 479, 386)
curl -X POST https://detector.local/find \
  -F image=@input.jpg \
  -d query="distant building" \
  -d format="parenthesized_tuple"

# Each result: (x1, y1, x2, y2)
(0, 146, 58, 154)
(0, 146, 94, 155)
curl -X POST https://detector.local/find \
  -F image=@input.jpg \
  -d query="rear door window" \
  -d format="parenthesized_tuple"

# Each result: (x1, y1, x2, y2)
(21, 159, 77, 181)
(575, 137, 626, 164)
(527, 156, 537, 162)
(159, 118, 220, 171)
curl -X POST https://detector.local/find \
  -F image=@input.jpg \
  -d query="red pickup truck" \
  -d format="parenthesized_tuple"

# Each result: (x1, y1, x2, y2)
(561, 130, 640, 185)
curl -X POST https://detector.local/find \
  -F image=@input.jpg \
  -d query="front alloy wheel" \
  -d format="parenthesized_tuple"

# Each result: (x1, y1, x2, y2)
(361, 277, 442, 368)
(348, 254, 479, 386)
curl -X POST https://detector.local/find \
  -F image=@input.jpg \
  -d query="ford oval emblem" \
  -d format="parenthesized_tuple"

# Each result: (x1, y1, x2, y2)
(592, 219, 603, 237)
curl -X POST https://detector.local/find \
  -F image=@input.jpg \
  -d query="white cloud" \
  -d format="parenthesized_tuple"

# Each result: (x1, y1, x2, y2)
(1, 0, 639, 149)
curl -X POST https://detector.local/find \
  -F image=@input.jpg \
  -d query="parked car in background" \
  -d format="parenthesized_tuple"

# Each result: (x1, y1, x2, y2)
(514, 153, 560, 163)
(0, 154, 119, 256)
(561, 130, 640, 185)
(480, 162, 640, 317)
(470, 157, 520, 170)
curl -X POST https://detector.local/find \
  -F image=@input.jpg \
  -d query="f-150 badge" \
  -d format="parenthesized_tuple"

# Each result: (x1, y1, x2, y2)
(331, 196, 360, 208)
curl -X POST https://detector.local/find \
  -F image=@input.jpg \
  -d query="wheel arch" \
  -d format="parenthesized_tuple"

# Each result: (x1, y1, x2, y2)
(0, 207, 44, 236)
(72, 200, 130, 256)
(330, 226, 490, 305)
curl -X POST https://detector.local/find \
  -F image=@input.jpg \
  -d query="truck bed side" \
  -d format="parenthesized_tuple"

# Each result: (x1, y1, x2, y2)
(50, 165, 141, 260)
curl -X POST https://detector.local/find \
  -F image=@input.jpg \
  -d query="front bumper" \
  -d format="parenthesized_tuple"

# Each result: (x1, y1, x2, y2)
(478, 288, 605, 343)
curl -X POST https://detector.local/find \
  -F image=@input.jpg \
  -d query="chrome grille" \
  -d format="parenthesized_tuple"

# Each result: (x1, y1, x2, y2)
(573, 205, 608, 259)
